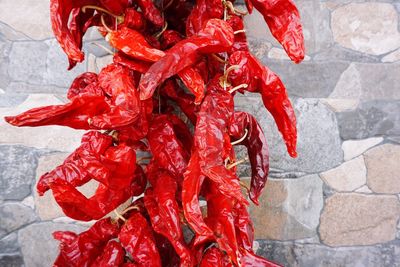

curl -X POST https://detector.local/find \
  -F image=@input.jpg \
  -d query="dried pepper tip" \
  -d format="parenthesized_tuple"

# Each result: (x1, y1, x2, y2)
(81, 5, 125, 24)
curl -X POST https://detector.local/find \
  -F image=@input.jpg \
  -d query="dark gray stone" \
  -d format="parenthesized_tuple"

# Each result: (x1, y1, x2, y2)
(8, 41, 48, 85)
(0, 145, 39, 200)
(262, 60, 349, 98)
(19, 222, 87, 267)
(0, 254, 24, 267)
(337, 100, 400, 140)
(0, 233, 19, 254)
(313, 46, 380, 63)
(43, 39, 86, 88)
(256, 240, 400, 267)
(0, 203, 37, 238)
(235, 96, 343, 174)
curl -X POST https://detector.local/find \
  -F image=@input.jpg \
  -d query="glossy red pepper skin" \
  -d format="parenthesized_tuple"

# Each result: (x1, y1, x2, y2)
(119, 213, 162, 267)
(144, 172, 194, 266)
(199, 247, 234, 267)
(227, 15, 249, 52)
(91, 240, 125, 266)
(139, 19, 234, 100)
(113, 52, 151, 73)
(193, 77, 248, 206)
(228, 51, 297, 157)
(100, 0, 129, 15)
(230, 111, 269, 205)
(134, 0, 165, 27)
(67, 72, 100, 99)
(249, 0, 305, 63)
(50, 0, 97, 68)
(53, 218, 119, 267)
(186, 0, 223, 36)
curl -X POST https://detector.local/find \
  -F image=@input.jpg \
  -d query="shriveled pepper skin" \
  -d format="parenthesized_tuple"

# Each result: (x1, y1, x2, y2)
(199, 247, 234, 267)
(229, 51, 297, 157)
(91, 240, 125, 266)
(67, 72, 100, 100)
(53, 218, 119, 267)
(230, 111, 269, 205)
(249, 0, 305, 63)
(139, 19, 234, 100)
(119, 213, 162, 267)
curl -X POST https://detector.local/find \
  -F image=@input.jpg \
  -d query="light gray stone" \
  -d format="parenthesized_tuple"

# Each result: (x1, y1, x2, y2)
(21, 196, 35, 209)
(249, 175, 323, 240)
(268, 47, 310, 61)
(8, 41, 48, 85)
(0, 22, 28, 41)
(331, 3, 400, 55)
(95, 55, 113, 71)
(320, 193, 400, 246)
(0, 93, 28, 108)
(355, 185, 373, 194)
(382, 48, 400, 63)
(257, 240, 400, 267)
(0, 203, 37, 238)
(365, 144, 400, 194)
(0, 145, 39, 200)
(337, 100, 400, 140)
(6, 82, 66, 94)
(320, 99, 358, 112)
(0, 36, 12, 89)
(0, 94, 85, 151)
(43, 39, 86, 88)
(313, 45, 380, 63)
(235, 97, 343, 173)
(329, 63, 361, 101)
(264, 60, 349, 98)
(0, 0, 52, 40)
(320, 156, 366, 192)
(0, 254, 24, 267)
(342, 137, 383, 161)
(18, 222, 87, 267)
(0, 233, 19, 254)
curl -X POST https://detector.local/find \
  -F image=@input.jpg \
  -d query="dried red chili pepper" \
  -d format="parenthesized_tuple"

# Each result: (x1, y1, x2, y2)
(186, 0, 224, 36)
(229, 111, 269, 205)
(249, 0, 305, 63)
(114, 52, 152, 73)
(228, 51, 297, 157)
(99, 0, 129, 15)
(119, 213, 162, 267)
(67, 72, 100, 99)
(199, 247, 234, 267)
(139, 19, 234, 100)
(134, 0, 165, 27)
(53, 217, 119, 267)
(91, 240, 126, 266)
(144, 172, 193, 266)
(227, 15, 249, 52)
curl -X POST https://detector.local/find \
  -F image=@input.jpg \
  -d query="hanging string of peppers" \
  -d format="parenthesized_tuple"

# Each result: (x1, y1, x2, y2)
(5, 0, 305, 265)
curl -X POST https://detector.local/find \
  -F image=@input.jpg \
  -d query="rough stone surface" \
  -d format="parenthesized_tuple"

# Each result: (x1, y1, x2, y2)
(0, 254, 24, 267)
(320, 156, 366, 192)
(0, 95, 85, 151)
(320, 98, 358, 112)
(250, 175, 323, 240)
(364, 144, 400, 194)
(43, 39, 86, 88)
(342, 137, 383, 161)
(329, 63, 361, 101)
(8, 42, 48, 85)
(236, 97, 343, 174)
(0, 203, 36, 238)
(19, 222, 87, 267)
(257, 240, 400, 267)
(0, 233, 19, 254)
(331, 3, 400, 55)
(0, 36, 12, 89)
(265, 60, 349, 98)
(319, 193, 400, 246)
(355, 185, 373, 194)
(382, 48, 400, 63)
(337, 100, 400, 139)
(313, 45, 380, 63)
(35, 153, 99, 220)
(0, 0, 52, 40)
(0, 145, 38, 200)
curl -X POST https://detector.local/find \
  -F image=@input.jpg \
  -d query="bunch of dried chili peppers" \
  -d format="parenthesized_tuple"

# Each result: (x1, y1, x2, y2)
(5, 0, 304, 265)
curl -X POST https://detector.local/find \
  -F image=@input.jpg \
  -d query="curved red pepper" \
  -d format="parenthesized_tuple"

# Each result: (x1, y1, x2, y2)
(119, 213, 162, 267)
(91, 240, 125, 266)
(228, 51, 297, 157)
(186, 0, 223, 36)
(133, 0, 165, 27)
(67, 72, 100, 100)
(99, 0, 129, 15)
(230, 111, 269, 205)
(139, 19, 234, 100)
(53, 218, 119, 267)
(199, 247, 234, 267)
(249, 0, 305, 63)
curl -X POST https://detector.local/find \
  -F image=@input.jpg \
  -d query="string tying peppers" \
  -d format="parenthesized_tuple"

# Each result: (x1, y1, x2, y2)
(4, 0, 306, 265)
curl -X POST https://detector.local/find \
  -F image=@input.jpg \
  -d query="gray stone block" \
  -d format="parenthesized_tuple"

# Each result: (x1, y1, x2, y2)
(256, 240, 400, 267)
(0, 233, 19, 254)
(0, 203, 37, 238)
(235, 96, 343, 174)
(337, 100, 400, 139)
(313, 46, 380, 63)
(0, 254, 24, 267)
(0, 145, 39, 200)
(263, 60, 349, 98)
(8, 41, 48, 85)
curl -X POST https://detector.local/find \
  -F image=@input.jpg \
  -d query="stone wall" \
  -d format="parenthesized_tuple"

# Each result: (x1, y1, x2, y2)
(0, 0, 399, 266)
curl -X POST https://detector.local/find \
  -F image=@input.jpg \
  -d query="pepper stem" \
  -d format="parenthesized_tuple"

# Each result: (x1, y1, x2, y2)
(212, 54, 228, 64)
(219, 64, 240, 88)
(226, 157, 249, 170)
(231, 129, 248, 145)
(234, 29, 246, 35)
(239, 181, 250, 192)
(91, 42, 114, 55)
(82, 5, 125, 24)
(113, 210, 127, 222)
(154, 22, 169, 39)
(101, 14, 114, 33)
(222, 0, 248, 16)
(229, 83, 248, 94)
(121, 205, 140, 215)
